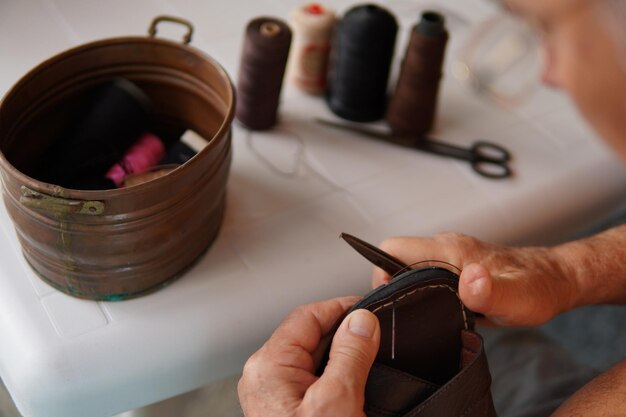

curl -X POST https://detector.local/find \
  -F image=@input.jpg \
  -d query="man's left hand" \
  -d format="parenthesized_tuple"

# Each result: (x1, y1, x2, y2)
(238, 297, 380, 417)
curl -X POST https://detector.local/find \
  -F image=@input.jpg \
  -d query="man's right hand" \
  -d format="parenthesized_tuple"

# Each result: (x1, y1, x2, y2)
(373, 233, 581, 326)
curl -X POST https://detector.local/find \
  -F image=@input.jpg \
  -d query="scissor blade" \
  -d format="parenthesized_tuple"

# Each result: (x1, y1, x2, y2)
(316, 118, 417, 147)
(316, 118, 390, 139)
(340, 233, 408, 277)
(413, 140, 475, 161)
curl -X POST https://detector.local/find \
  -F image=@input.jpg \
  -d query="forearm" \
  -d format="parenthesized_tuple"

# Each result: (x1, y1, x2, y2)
(554, 223, 626, 306)
(552, 360, 626, 416)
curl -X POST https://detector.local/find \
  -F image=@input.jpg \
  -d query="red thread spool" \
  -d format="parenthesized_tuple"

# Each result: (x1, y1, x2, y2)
(106, 132, 166, 187)
(307, 4, 324, 15)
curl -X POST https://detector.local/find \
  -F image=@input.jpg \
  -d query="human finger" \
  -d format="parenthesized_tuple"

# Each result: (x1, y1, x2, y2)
(372, 235, 466, 288)
(459, 261, 575, 326)
(259, 296, 360, 375)
(238, 297, 361, 417)
(302, 309, 380, 415)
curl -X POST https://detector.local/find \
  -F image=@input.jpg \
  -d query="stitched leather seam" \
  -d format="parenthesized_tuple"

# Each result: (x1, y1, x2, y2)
(370, 284, 468, 330)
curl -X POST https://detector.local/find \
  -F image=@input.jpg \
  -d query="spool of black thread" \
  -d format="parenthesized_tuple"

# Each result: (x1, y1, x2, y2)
(236, 17, 292, 130)
(386, 11, 448, 136)
(38, 78, 153, 188)
(326, 4, 398, 122)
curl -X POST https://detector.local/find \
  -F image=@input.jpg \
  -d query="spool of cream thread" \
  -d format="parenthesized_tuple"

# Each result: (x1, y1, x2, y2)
(287, 3, 336, 94)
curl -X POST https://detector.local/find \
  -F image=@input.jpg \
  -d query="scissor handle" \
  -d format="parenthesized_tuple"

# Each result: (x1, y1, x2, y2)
(470, 141, 512, 179)
(471, 159, 511, 178)
(471, 141, 511, 162)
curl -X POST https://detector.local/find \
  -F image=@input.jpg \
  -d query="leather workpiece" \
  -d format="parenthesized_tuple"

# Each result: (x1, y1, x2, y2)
(319, 234, 498, 417)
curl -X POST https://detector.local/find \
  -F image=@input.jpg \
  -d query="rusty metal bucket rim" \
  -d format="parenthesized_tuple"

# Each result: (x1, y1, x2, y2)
(0, 34, 235, 200)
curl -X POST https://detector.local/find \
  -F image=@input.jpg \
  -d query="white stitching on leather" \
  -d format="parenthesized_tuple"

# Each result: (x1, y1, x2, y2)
(370, 284, 469, 330)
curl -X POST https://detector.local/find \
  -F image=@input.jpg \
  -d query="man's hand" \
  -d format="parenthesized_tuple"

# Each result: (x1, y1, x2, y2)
(373, 233, 580, 326)
(238, 297, 380, 417)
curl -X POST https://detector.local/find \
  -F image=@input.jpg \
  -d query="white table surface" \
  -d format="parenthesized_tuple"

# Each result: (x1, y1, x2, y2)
(2, 0, 626, 416)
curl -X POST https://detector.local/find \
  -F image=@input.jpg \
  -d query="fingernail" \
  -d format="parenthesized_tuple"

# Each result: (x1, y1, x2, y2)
(468, 275, 487, 297)
(348, 310, 376, 338)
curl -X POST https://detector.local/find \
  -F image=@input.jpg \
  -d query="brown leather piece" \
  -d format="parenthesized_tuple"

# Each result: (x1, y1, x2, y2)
(356, 279, 496, 417)
(402, 331, 496, 417)
(363, 331, 495, 417)
(365, 362, 438, 417)
(321, 234, 498, 416)
(367, 280, 467, 385)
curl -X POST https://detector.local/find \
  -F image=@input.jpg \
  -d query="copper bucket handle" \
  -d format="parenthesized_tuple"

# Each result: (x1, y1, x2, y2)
(148, 15, 194, 45)
(20, 186, 105, 216)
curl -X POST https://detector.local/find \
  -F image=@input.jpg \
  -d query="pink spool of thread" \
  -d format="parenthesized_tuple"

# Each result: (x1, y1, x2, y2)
(106, 133, 166, 187)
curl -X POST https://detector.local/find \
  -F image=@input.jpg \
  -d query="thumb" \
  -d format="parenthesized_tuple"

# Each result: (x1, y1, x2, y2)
(459, 263, 557, 326)
(314, 309, 380, 401)
(458, 263, 500, 321)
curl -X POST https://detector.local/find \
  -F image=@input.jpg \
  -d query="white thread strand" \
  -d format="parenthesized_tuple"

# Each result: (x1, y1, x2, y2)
(391, 301, 396, 360)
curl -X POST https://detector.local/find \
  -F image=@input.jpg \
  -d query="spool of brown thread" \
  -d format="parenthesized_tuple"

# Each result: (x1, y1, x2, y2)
(236, 17, 292, 130)
(386, 11, 448, 136)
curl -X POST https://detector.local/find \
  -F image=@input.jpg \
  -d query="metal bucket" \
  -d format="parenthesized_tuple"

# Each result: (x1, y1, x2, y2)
(0, 17, 235, 300)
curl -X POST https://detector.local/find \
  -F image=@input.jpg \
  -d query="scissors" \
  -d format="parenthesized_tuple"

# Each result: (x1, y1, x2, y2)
(316, 118, 513, 179)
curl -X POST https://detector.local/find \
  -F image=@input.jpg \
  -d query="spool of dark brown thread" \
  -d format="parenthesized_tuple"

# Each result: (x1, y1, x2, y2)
(236, 17, 292, 130)
(386, 11, 448, 136)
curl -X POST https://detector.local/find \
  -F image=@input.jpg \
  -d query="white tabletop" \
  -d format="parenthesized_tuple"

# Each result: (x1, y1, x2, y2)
(2, 0, 626, 416)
